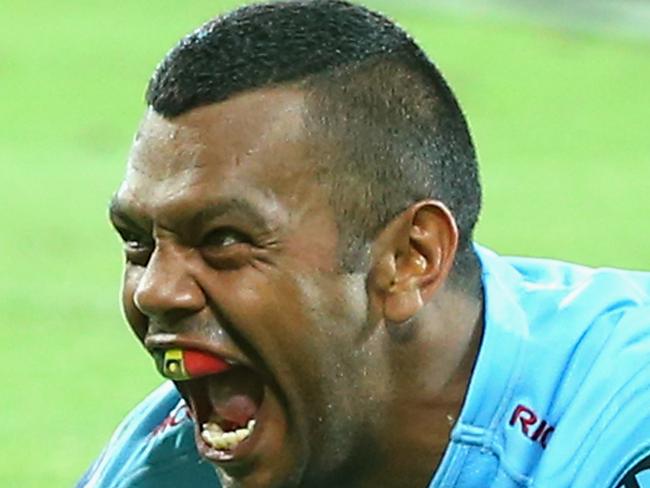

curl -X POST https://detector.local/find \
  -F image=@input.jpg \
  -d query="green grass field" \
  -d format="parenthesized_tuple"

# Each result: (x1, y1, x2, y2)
(2, 1, 649, 485)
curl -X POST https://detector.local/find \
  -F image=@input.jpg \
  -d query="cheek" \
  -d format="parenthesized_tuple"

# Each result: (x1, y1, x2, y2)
(214, 268, 369, 387)
(121, 267, 147, 342)
(210, 269, 307, 340)
(207, 269, 331, 377)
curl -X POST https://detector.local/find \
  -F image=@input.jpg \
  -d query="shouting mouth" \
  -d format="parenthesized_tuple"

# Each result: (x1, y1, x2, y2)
(153, 347, 269, 463)
(183, 366, 265, 459)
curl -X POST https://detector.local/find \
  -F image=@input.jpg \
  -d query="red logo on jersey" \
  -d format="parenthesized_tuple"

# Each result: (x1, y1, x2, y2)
(150, 405, 191, 437)
(509, 404, 554, 449)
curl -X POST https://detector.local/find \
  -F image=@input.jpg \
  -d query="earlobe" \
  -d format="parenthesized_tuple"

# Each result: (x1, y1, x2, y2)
(384, 287, 424, 323)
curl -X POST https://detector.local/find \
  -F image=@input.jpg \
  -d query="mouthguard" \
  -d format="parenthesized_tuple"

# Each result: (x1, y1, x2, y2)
(155, 348, 231, 381)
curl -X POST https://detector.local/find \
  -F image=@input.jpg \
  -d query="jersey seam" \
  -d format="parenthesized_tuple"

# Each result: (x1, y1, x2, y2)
(560, 308, 650, 479)
(569, 361, 650, 485)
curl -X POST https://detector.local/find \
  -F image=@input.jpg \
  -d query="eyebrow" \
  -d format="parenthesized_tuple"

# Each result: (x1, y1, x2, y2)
(192, 198, 271, 230)
(108, 195, 272, 232)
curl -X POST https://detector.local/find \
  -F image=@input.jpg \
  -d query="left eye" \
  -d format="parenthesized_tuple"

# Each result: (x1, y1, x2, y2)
(202, 228, 251, 248)
(201, 228, 254, 269)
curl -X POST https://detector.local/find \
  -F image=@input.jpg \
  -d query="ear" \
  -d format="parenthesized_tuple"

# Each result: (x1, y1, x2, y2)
(369, 200, 459, 324)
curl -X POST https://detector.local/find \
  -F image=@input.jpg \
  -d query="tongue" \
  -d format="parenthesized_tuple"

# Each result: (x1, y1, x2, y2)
(213, 394, 258, 428)
(207, 367, 263, 429)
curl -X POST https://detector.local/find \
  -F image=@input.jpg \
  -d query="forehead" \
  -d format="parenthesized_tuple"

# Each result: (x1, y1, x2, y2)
(116, 88, 322, 224)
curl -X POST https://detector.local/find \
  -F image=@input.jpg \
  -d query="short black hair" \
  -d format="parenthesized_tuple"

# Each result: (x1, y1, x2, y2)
(146, 0, 482, 284)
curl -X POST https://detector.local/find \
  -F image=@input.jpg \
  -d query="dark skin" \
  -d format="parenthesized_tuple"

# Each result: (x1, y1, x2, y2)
(109, 86, 483, 488)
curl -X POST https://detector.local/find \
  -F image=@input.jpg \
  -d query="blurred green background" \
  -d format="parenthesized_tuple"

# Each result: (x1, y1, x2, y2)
(1, 0, 649, 485)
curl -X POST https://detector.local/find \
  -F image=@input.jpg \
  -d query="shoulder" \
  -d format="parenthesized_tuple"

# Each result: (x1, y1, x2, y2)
(77, 382, 220, 488)
(516, 259, 650, 487)
(475, 248, 650, 487)
(532, 304, 650, 487)
(500, 253, 650, 398)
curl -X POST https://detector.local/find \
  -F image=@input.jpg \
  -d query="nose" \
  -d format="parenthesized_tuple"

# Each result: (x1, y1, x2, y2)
(133, 243, 206, 322)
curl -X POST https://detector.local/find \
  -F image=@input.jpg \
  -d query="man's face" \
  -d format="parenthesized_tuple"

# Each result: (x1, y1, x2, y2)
(110, 88, 388, 487)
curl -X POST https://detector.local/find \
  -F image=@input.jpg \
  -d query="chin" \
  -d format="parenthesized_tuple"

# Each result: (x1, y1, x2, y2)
(213, 460, 305, 488)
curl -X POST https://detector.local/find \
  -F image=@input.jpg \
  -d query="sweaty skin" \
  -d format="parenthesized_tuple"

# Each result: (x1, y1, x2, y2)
(110, 86, 483, 488)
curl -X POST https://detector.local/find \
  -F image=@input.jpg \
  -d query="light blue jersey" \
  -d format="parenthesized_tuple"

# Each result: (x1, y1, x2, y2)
(432, 247, 650, 487)
(78, 247, 650, 487)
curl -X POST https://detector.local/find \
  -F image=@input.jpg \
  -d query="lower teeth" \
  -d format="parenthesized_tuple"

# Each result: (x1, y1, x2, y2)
(201, 419, 256, 450)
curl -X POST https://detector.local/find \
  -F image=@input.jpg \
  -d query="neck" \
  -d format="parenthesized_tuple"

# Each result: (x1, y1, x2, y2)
(356, 283, 484, 488)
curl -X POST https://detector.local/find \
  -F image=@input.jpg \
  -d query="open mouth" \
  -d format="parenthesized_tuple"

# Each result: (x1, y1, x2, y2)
(176, 365, 266, 460)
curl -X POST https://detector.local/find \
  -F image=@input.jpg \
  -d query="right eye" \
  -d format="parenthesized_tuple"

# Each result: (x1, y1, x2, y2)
(117, 228, 153, 266)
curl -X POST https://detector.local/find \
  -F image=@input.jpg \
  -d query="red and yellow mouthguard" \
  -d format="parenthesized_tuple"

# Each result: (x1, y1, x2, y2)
(154, 348, 231, 381)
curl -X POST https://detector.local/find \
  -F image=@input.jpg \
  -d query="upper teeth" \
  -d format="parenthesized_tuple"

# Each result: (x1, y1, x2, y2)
(201, 419, 256, 450)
